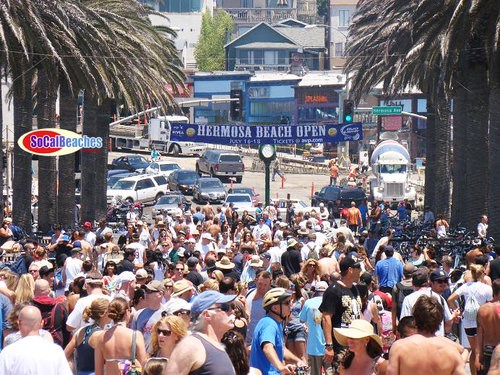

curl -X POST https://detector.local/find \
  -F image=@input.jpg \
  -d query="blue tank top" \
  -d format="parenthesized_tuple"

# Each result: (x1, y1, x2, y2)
(190, 333, 236, 375)
(76, 325, 101, 371)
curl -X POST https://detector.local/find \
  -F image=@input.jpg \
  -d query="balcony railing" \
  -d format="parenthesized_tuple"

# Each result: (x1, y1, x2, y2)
(235, 63, 290, 72)
(225, 8, 297, 24)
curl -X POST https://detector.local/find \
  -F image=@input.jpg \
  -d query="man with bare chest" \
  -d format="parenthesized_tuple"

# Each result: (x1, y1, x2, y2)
(387, 295, 467, 375)
(475, 279, 500, 374)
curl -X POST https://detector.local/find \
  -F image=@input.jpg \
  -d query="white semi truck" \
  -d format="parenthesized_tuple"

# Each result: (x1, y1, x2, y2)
(369, 139, 416, 205)
(109, 110, 205, 156)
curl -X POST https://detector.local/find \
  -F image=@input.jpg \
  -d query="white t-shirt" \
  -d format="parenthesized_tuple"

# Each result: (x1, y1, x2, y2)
(66, 293, 113, 331)
(64, 257, 83, 290)
(126, 242, 146, 266)
(400, 288, 452, 336)
(453, 281, 492, 328)
(0, 335, 72, 375)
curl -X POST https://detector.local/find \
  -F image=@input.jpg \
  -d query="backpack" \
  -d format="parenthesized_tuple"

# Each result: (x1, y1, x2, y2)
(9, 255, 27, 275)
(463, 293, 480, 321)
(307, 243, 318, 260)
(41, 302, 68, 347)
(395, 282, 415, 318)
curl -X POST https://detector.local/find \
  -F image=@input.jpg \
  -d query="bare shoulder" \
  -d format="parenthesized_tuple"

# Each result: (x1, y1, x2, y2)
(88, 329, 105, 348)
(166, 335, 205, 375)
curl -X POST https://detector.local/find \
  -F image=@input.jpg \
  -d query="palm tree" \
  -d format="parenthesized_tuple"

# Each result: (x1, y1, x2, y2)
(345, 0, 497, 231)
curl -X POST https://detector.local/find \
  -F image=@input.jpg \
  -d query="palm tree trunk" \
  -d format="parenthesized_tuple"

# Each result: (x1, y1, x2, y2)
(37, 68, 58, 233)
(58, 80, 76, 228)
(13, 70, 34, 234)
(463, 61, 489, 229)
(424, 99, 437, 213)
(433, 95, 451, 219)
(0, 77, 4, 223)
(80, 94, 97, 223)
(451, 85, 467, 227)
(488, 51, 500, 240)
(94, 99, 112, 221)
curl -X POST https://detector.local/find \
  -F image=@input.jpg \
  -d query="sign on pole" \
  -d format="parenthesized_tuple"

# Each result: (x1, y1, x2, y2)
(372, 106, 402, 115)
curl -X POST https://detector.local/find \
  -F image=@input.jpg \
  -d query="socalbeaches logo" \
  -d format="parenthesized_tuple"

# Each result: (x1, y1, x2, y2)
(18, 129, 103, 156)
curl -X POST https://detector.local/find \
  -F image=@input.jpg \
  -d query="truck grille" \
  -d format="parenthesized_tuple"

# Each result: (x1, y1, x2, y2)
(386, 183, 403, 197)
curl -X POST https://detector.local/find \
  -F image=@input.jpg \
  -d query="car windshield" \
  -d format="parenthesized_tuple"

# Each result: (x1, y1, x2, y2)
(177, 171, 198, 183)
(160, 164, 180, 172)
(129, 156, 149, 166)
(232, 188, 253, 195)
(227, 195, 251, 203)
(107, 176, 126, 188)
(157, 195, 181, 205)
(200, 180, 223, 188)
(111, 180, 135, 190)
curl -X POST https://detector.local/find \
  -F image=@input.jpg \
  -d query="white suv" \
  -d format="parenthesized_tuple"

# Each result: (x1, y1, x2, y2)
(107, 175, 168, 204)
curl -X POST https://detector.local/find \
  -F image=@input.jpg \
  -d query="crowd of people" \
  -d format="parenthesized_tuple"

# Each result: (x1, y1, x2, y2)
(0, 200, 497, 375)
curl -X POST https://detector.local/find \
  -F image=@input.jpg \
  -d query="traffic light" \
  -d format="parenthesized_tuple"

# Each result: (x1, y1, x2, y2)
(230, 89, 243, 121)
(343, 99, 354, 123)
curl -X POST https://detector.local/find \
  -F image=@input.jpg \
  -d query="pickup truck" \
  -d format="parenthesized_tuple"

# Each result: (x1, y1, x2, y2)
(196, 150, 244, 183)
(311, 185, 366, 211)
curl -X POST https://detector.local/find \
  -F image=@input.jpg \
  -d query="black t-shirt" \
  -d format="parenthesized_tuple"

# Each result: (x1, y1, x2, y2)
(319, 280, 362, 348)
(489, 258, 500, 281)
(118, 259, 134, 274)
(281, 249, 302, 277)
(186, 271, 204, 287)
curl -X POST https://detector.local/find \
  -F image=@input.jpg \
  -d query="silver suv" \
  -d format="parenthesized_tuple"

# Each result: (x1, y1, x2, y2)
(196, 150, 244, 183)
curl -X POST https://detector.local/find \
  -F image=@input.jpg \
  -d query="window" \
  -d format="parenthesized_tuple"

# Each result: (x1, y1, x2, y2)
(335, 43, 344, 57)
(153, 176, 167, 185)
(339, 10, 350, 27)
(253, 50, 264, 65)
(250, 101, 294, 117)
(239, 50, 250, 65)
(264, 51, 277, 65)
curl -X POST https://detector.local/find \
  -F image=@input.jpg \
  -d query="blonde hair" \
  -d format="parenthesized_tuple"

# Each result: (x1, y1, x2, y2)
(198, 279, 219, 293)
(212, 270, 224, 283)
(15, 273, 35, 305)
(470, 264, 485, 282)
(300, 259, 322, 275)
(148, 315, 188, 356)
(83, 298, 110, 323)
(0, 269, 19, 290)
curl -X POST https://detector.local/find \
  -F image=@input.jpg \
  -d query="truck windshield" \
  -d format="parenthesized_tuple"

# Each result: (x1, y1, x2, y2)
(379, 164, 406, 173)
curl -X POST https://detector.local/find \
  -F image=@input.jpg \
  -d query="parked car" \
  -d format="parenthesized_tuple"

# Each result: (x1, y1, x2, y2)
(272, 198, 322, 217)
(228, 186, 260, 206)
(145, 161, 181, 177)
(311, 185, 366, 210)
(107, 172, 140, 189)
(196, 150, 244, 183)
(111, 155, 150, 172)
(224, 193, 254, 215)
(167, 169, 199, 195)
(193, 177, 227, 203)
(107, 174, 168, 204)
(152, 192, 191, 217)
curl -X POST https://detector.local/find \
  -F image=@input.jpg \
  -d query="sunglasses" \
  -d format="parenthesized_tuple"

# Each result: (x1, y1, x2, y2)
(174, 310, 190, 316)
(207, 303, 233, 313)
(29, 270, 39, 273)
(175, 268, 184, 271)
(157, 328, 172, 336)
(165, 285, 173, 289)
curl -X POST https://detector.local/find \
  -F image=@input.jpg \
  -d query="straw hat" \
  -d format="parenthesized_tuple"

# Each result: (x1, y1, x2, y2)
(171, 279, 194, 297)
(333, 319, 382, 348)
(248, 254, 263, 268)
(215, 256, 235, 270)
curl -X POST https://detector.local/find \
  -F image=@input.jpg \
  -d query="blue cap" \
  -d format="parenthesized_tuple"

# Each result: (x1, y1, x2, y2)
(190, 290, 236, 320)
(62, 234, 70, 242)
(73, 240, 82, 248)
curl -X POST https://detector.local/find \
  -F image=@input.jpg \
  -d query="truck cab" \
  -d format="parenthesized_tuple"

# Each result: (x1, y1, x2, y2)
(370, 140, 416, 205)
